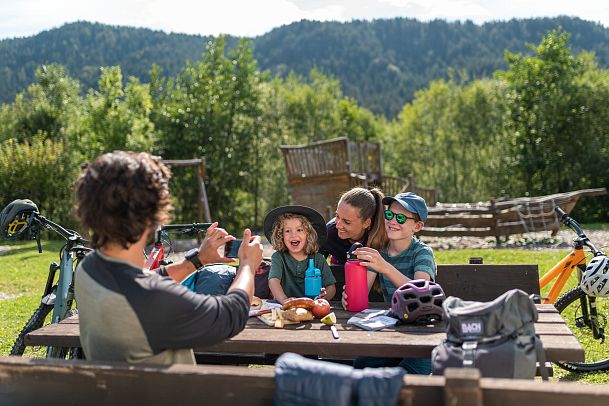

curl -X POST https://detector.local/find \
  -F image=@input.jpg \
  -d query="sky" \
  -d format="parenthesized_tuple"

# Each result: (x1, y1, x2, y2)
(1, 0, 609, 40)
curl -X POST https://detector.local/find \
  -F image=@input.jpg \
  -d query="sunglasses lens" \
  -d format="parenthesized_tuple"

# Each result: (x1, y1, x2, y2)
(395, 214, 406, 224)
(384, 210, 394, 220)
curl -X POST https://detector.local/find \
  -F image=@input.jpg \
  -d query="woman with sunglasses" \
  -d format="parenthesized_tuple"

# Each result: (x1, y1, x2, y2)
(348, 191, 437, 374)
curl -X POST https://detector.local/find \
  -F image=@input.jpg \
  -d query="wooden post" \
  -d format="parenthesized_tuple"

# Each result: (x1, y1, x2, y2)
(444, 368, 482, 406)
(490, 199, 500, 245)
(197, 159, 211, 223)
(162, 158, 211, 225)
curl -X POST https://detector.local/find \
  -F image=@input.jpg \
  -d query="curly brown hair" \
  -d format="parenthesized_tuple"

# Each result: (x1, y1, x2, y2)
(74, 151, 173, 249)
(270, 213, 319, 254)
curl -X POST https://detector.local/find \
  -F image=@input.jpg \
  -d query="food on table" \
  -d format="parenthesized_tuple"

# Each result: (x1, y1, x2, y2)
(250, 296, 262, 309)
(321, 312, 337, 326)
(282, 297, 315, 310)
(283, 307, 315, 322)
(311, 298, 332, 319)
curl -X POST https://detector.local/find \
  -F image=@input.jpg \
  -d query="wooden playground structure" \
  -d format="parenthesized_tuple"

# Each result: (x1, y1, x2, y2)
(280, 137, 436, 221)
(280, 138, 606, 240)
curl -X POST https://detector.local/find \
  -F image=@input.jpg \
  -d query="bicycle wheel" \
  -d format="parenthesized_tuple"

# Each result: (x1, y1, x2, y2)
(10, 302, 53, 356)
(554, 287, 609, 372)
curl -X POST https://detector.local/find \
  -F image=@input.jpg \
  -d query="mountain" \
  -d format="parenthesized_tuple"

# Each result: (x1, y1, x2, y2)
(1, 17, 609, 117)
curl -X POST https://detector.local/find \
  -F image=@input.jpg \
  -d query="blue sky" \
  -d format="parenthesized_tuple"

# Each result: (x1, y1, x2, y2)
(1, 0, 608, 40)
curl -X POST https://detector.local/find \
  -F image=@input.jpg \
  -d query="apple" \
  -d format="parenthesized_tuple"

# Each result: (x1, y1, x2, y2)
(312, 298, 331, 319)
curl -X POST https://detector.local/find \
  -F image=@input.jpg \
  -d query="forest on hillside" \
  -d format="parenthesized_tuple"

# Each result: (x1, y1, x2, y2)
(1, 29, 608, 231)
(2, 17, 609, 117)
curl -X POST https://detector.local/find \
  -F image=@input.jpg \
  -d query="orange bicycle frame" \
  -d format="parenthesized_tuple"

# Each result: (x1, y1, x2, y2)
(539, 246, 587, 304)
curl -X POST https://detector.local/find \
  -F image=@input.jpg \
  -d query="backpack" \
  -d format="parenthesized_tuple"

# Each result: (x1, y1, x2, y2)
(254, 259, 273, 299)
(431, 289, 548, 380)
(181, 265, 236, 295)
(181, 261, 273, 298)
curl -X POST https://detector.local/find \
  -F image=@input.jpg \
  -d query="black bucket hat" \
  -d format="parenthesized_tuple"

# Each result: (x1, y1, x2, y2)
(263, 205, 327, 246)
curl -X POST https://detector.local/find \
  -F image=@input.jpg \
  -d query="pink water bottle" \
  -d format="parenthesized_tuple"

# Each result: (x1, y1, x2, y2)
(345, 243, 368, 312)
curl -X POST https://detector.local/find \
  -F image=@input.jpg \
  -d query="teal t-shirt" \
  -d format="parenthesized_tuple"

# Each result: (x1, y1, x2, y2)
(369, 237, 436, 302)
(269, 252, 336, 298)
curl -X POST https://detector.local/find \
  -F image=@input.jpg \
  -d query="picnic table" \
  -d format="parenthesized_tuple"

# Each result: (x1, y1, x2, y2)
(25, 303, 584, 363)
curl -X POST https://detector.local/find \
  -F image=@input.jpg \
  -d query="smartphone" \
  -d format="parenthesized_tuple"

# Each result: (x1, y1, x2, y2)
(224, 239, 243, 258)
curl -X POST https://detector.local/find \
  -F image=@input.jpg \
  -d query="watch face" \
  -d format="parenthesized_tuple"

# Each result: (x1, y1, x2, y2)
(185, 248, 202, 268)
(186, 248, 198, 259)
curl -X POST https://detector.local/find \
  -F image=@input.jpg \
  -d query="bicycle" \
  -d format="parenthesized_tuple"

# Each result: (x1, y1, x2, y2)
(143, 223, 212, 271)
(0, 200, 91, 358)
(539, 207, 608, 372)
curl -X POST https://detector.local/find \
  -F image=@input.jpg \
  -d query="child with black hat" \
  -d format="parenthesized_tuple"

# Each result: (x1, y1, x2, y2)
(264, 205, 337, 305)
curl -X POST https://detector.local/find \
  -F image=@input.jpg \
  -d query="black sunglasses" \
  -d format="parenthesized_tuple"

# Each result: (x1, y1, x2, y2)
(384, 210, 416, 224)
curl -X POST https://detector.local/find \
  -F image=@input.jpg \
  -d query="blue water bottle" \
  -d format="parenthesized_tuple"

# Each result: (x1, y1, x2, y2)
(304, 258, 322, 299)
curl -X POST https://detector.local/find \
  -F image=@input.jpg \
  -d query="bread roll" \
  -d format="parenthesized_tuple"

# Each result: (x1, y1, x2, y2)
(283, 307, 314, 322)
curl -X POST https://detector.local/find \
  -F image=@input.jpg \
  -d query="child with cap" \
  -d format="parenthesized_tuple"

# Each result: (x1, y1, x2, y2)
(347, 192, 436, 303)
(344, 192, 436, 374)
(264, 205, 337, 305)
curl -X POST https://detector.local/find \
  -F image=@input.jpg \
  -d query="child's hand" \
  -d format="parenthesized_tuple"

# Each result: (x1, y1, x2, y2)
(355, 247, 389, 274)
(279, 296, 294, 306)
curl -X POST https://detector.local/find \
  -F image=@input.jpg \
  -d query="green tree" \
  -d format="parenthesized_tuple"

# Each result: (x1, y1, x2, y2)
(152, 37, 263, 228)
(385, 77, 504, 202)
(496, 29, 586, 194)
(0, 64, 82, 143)
(80, 66, 155, 158)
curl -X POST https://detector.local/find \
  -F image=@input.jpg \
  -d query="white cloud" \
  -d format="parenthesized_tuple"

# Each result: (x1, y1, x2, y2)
(0, 0, 608, 40)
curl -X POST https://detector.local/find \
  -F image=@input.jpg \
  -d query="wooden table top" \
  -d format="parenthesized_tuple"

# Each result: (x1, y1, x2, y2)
(25, 304, 584, 362)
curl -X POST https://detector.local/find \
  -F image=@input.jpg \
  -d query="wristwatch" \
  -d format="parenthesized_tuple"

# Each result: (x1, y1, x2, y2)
(184, 248, 203, 269)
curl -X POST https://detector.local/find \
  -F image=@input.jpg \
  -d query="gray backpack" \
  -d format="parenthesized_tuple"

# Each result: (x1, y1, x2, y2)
(431, 289, 548, 380)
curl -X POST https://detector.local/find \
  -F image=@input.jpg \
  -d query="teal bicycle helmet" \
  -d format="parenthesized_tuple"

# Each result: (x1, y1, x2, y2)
(0, 199, 39, 239)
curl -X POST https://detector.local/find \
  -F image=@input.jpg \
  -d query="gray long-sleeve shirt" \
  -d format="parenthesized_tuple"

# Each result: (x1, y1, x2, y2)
(75, 250, 249, 365)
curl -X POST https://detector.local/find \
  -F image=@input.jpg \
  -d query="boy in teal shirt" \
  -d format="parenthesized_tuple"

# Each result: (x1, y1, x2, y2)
(344, 192, 436, 374)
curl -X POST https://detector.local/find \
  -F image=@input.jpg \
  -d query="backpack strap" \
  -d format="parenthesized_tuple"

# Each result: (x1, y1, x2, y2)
(462, 341, 478, 368)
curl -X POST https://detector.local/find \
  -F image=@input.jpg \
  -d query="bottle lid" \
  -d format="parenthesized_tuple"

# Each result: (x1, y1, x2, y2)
(347, 242, 364, 261)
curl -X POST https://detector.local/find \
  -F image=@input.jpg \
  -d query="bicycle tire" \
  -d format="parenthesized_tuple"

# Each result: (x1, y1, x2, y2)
(10, 302, 53, 356)
(554, 287, 609, 372)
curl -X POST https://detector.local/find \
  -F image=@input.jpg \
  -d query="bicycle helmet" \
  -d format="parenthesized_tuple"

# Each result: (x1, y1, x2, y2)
(0, 199, 38, 239)
(580, 255, 609, 297)
(391, 279, 445, 324)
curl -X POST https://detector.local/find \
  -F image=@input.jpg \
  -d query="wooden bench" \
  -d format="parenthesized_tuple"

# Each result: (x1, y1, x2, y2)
(436, 263, 540, 301)
(2, 357, 608, 406)
(332, 261, 540, 302)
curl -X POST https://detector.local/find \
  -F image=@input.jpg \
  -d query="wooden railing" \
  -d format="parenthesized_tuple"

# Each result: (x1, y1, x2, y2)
(2, 357, 609, 406)
(421, 188, 607, 240)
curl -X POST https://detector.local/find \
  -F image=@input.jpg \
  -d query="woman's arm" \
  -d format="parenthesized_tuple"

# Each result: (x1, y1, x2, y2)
(322, 284, 336, 301)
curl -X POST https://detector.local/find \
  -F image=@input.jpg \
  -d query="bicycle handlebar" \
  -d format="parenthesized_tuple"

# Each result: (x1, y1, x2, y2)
(554, 207, 602, 255)
(161, 223, 212, 233)
(32, 214, 87, 243)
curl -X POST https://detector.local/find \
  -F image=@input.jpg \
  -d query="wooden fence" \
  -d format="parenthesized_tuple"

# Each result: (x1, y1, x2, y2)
(421, 188, 607, 240)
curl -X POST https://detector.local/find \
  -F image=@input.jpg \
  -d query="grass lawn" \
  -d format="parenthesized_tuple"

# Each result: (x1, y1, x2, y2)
(1, 238, 608, 383)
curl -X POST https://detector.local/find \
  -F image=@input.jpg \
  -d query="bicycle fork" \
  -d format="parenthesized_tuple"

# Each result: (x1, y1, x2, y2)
(576, 264, 606, 343)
